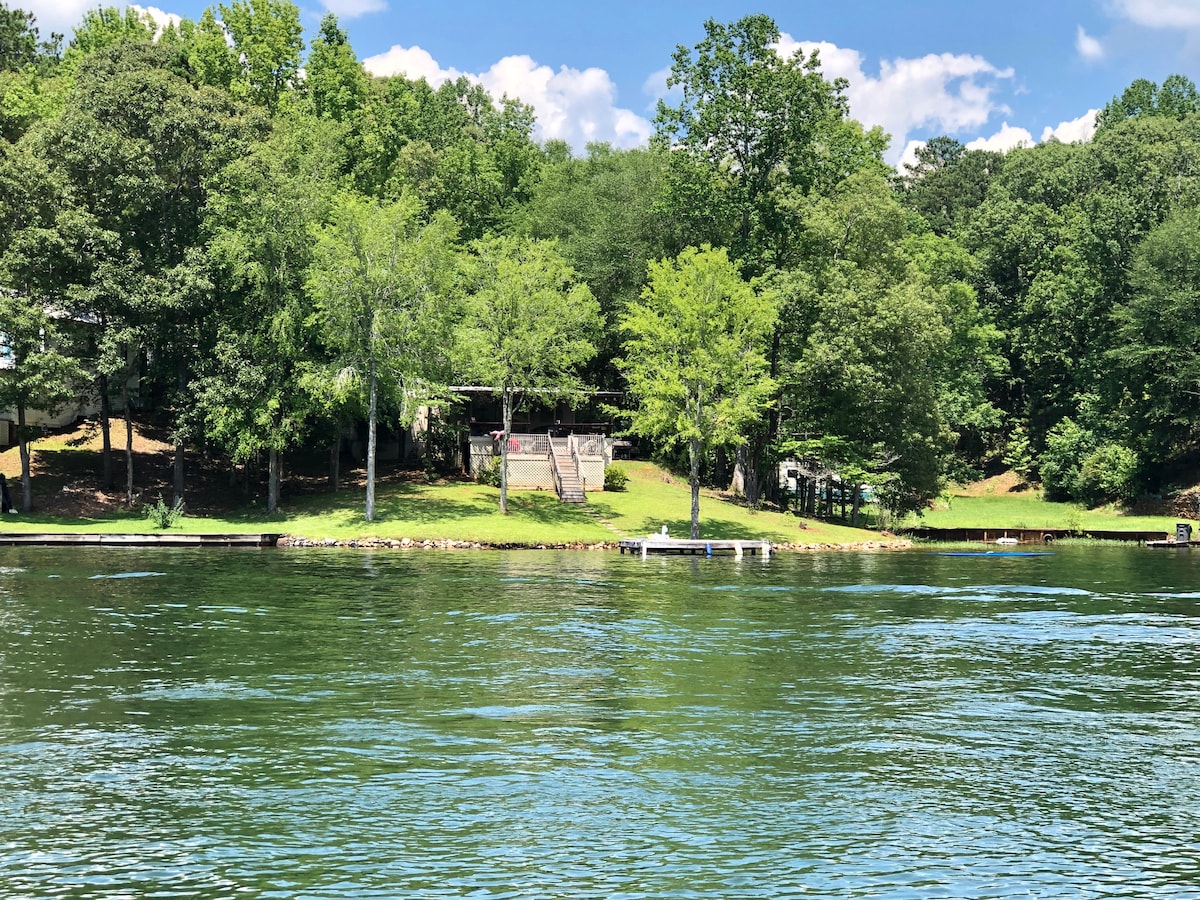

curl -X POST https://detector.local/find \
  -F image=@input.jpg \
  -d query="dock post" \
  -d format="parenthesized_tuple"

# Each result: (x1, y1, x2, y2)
(734, 541, 743, 559)
(641, 541, 648, 560)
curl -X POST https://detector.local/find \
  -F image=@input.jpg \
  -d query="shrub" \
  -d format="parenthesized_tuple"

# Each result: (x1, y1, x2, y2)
(144, 494, 185, 529)
(1038, 418, 1095, 502)
(1075, 443, 1139, 507)
(604, 464, 629, 491)
(476, 458, 501, 487)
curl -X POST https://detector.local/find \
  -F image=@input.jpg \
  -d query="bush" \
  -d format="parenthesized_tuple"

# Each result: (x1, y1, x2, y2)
(1075, 443, 1139, 507)
(604, 464, 629, 491)
(1038, 418, 1095, 502)
(144, 494, 185, 529)
(476, 458, 501, 487)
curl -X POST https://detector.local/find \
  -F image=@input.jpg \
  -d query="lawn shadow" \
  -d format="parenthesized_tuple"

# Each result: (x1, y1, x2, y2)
(587, 497, 779, 541)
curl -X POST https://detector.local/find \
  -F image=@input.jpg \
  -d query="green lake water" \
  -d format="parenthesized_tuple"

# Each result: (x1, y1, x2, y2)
(1, 544, 1199, 898)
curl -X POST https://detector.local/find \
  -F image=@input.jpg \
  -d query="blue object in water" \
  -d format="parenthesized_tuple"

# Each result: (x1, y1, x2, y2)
(88, 571, 167, 580)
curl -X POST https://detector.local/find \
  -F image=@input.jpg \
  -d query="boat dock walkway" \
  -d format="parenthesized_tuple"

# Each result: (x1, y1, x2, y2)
(619, 537, 771, 558)
(0, 533, 280, 547)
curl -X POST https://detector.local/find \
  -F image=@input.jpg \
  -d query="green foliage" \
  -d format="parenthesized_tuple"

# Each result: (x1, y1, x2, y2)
(1096, 74, 1200, 132)
(1038, 418, 1094, 502)
(604, 464, 629, 491)
(655, 13, 886, 274)
(901, 137, 1005, 236)
(305, 13, 367, 122)
(778, 170, 1001, 516)
(1002, 425, 1035, 482)
(1075, 443, 1139, 507)
(143, 493, 185, 529)
(0, 3, 57, 73)
(458, 235, 600, 511)
(513, 144, 675, 382)
(1110, 205, 1200, 476)
(63, 6, 154, 70)
(619, 244, 777, 536)
(219, 0, 304, 110)
(476, 457, 501, 487)
(306, 190, 460, 520)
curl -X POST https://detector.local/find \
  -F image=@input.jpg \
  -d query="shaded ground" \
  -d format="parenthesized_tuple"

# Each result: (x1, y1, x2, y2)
(0, 418, 409, 518)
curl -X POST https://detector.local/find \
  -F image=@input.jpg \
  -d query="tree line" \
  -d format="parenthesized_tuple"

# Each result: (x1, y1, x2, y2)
(0, 4, 1195, 529)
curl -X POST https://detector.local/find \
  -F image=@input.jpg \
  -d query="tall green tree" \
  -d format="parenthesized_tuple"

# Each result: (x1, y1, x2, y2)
(306, 191, 459, 522)
(200, 111, 340, 512)
(0, 3, 63, 141)
(655, 14, 886, 275)
(0, 295, 87, 512)
(219, 0, 303, 111)
(37, 40, 259, 496)
(779, 170, 1001, 514)
(1096, 74, 1200, 131)
(654, 14, 887, 504)
(305, 13, 367, 122)
(62, 6, 154, 70)
(512, 143, 675, 386)
(618, 245, 777, 538)
(458, 236, 600, 513)
(1110, 205, 1200, 481)
(900, 136, 1004, 236)
(352, 74, 539, 237)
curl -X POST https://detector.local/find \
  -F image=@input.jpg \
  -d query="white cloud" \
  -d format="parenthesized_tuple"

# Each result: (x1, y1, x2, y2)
(363, 45, 466, 85)
(1109, 0, 1200, 28)
(897, 139, 926, 171)
(363, 45, 651, 151)
(19, 1, 98, 38)
(966, 122, 1034, 152)
(1076, 25, 1105, 60)
(775, 34, 1015, 163)
(642, 66, 682, 113)
(321, 0, 387, 19)
(1041, 109, 1099, 143)
(131, 5, 181, 36)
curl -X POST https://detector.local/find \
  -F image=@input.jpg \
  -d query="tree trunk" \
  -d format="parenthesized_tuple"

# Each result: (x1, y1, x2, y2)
(17, 402, 31, 513)
(365, 361, 377, 522)
(267, 447, 279, 514)
(123, 380, 134, 507)
(734, 441, 766, 506)
(99, 373, 112, 489)
(851, 484, 862, 528)
(173, 358, 186, 505)
(329, 438, 340, 491)
(173, 444, 185, 507)
(500, 387, 512, 514)
(689, 435, 701, 539)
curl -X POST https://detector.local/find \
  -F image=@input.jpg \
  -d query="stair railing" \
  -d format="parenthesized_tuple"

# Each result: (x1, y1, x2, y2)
(549, 436, 565, 499)
(569, 434, 585, 491)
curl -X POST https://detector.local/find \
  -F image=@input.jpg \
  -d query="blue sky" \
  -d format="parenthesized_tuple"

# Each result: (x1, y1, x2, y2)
(22, 0, 1200, 163)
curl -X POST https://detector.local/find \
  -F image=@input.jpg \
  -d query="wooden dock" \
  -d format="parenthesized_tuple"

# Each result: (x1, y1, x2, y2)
(619, 537, 771, 558)
(0, 533, 280, 547)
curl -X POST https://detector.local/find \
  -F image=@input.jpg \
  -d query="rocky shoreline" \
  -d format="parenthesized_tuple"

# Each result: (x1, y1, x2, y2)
(277, 536, 913, 551)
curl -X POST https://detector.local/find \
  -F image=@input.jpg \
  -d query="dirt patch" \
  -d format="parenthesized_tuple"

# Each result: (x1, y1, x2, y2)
(0, 418, 377, 518)
(951, 471, 1035, 498)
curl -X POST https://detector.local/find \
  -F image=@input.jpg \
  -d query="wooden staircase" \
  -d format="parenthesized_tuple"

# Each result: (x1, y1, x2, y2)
(550, 437, 586, 503)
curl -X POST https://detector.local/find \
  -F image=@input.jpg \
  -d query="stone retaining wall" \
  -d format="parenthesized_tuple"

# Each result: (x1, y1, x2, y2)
(278, 536, 912, 552)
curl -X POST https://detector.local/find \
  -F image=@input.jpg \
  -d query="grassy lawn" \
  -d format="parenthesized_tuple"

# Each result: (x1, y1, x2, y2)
(3, 422, 1183, 542)
(901, 475, 1181, 533)
(0, 448, 876, 546)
